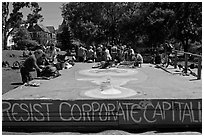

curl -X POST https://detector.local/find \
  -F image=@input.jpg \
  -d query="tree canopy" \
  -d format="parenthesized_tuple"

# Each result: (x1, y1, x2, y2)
(60, 2, 202, 52)
(2, 2, 43, 49)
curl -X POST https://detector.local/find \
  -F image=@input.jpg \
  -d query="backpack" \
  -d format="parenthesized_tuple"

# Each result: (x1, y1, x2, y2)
(41, 65, 60, 77)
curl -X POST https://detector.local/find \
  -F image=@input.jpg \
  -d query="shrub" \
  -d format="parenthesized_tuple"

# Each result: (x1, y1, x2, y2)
(16, 40, 40, 50)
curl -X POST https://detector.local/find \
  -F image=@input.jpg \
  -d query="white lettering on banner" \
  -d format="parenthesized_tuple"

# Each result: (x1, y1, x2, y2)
(182, 103, 192, 122)
(20, 103, 30, 121)
(41, 103, 52, 121)
(33, 103, 44, 121)
(131, 104, 142, 123)
(82, 103, 91, 121)
(99, 103, 108, 121)
(143, 102, 156, 123)
(107, 103, 117, 121)
(91, 102, 100, 121)
(12, 103, 21, 121)
(2, 101, 202, 124)
(71, 104, 81, 121)
(162, 101, 171, 120)
(153, 102, 164, 120)
(198, 101, 202, 122)
(59, 102, 71, 121)
(2, 101, 12, 121)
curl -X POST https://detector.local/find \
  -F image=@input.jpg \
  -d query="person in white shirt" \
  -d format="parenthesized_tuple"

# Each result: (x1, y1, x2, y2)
(46, 44, 58, 63)
(134, 51, 143, 67)
(104, 46, 112, 61)
(128, 47, 135, 61)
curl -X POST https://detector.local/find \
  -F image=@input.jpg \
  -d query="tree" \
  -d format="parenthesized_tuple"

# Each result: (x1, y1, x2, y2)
(60, 2, 201, 51)
(170, 2, 202, 52)
(12, 26, 31, 43)
(2, 2, 42, 50)
(57, 20, 74, 51)
(26, 2, 43, 27)
(144, 3, 175, 47)
(61, 3, 105, 45)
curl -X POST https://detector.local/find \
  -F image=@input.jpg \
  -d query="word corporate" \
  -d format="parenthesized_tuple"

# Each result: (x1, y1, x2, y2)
(2, 100, 202, 124)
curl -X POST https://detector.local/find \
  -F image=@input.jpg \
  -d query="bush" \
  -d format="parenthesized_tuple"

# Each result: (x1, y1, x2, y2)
(16, 40, 40, 50)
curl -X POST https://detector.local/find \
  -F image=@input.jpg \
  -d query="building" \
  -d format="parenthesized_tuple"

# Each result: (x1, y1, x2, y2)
(46, 26, 56, 43)
(27, 24, 56, 45)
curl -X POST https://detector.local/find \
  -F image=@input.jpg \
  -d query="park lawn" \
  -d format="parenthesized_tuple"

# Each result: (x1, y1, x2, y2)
(2, 50, 36, 94)
(2, 50, 66, 94)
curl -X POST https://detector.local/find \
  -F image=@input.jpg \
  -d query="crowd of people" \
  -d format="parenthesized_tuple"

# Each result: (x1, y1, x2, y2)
(75, 44, 143, 66)
(20, 42, 145, 84)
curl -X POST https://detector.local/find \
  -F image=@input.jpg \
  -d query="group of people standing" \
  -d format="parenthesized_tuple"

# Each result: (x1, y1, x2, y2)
(75, 44, 143, 67)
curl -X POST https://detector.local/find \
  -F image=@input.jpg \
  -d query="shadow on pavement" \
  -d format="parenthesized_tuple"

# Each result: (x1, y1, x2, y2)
(11, 82, 24, 85)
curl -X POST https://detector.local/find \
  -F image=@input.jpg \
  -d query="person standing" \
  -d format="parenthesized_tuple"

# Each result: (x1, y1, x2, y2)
(86, 46, 94, 62)
(111, 44, 118, 61)
(20, 49, 44, 83)
(96, 44, 103, 62)
(104, 46, 112, 62)
(77, 45, 86, 62)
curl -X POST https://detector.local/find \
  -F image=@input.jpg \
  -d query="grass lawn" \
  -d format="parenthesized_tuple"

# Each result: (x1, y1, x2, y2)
(2, 50, 36, 94)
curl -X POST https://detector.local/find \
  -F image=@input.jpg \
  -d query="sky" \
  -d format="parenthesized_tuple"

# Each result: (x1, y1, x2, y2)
(9, 2, 65, 30)
(37, 2, 64, 29)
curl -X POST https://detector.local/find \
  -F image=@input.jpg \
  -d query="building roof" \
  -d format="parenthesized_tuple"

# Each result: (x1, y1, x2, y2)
(46, 26, 55, 33)
(29, 24, 50, 33)
(37, 24, 51, 33)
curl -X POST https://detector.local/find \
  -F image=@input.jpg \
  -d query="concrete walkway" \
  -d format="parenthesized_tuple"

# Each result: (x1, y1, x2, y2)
(3, 63, 202, 100)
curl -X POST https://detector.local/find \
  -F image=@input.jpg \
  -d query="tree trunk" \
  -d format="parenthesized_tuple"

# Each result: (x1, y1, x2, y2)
(3, 30, 8, 50)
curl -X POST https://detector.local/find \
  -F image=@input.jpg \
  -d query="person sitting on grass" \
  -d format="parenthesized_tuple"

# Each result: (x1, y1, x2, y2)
(20, 49, 44, 84)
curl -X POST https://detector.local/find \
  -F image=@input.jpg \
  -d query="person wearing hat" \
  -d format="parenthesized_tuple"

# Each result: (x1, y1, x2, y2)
(20, 49, 44, 83)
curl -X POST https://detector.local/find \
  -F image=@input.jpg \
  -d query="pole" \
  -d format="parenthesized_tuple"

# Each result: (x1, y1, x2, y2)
(174, 51, 177, 69)
(197, 57, 202, 80)
(184, 53, 188, 74)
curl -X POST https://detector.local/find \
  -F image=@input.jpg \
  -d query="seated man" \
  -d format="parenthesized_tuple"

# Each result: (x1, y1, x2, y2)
(20, 49, 44, 83)
(134, 51, 143, 67)
(36, 54, 50, 77)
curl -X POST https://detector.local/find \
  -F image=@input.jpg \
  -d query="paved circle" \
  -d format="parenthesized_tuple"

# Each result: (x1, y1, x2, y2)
(82, 87, 140, 99)
(78, 68, 142, 99)
(78, 68, 138, 76)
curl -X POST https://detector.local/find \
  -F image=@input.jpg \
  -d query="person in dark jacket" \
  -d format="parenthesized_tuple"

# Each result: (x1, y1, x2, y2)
(20, 49, 44, 83)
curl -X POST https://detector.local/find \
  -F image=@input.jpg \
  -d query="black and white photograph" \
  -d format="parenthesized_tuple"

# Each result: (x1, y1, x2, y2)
(2, 1, 202, 135)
